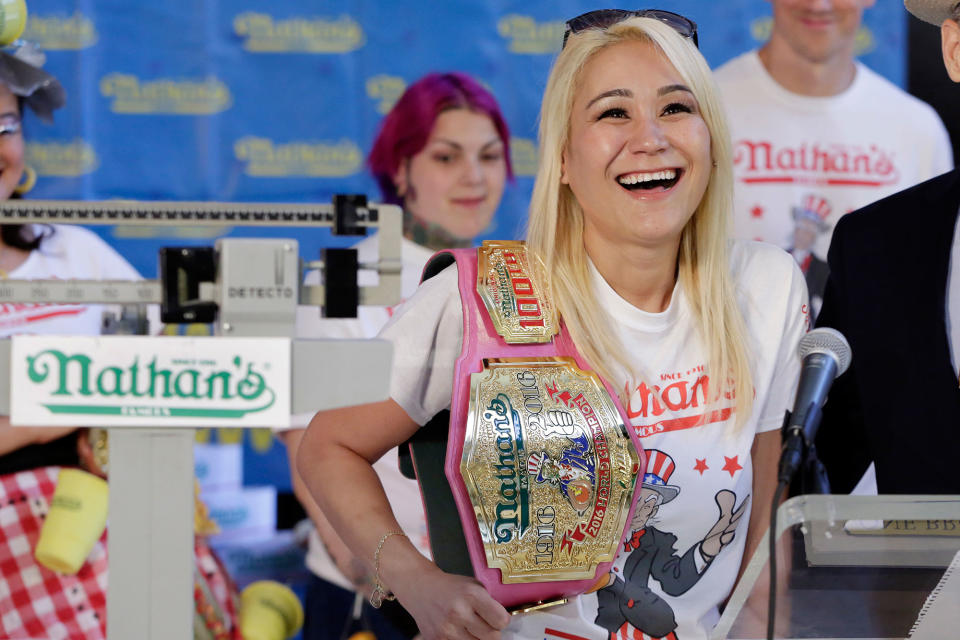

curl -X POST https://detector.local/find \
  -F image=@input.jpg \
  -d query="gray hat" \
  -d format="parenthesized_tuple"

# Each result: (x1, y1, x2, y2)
(0, 44, 65, 123)
(905, 0, 960, 25)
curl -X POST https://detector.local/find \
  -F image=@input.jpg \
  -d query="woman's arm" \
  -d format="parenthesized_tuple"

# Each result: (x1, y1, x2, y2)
(282, 427, 373, 594)
(740, 429, 781, 581)
(731, 429, 791, 635)
(297, 398, 510, 640)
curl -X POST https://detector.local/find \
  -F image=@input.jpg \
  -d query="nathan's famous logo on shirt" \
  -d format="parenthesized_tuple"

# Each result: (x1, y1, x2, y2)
(99, 74, 233, 115)
(27, 140, 99, 177)
(366, 75, 406, 115)
(510, 137, 538, 177)
(233, 12, 365, 52)
(625, 365, 734, 438)
(22, 11, 98, 49)
(24, 350, 275, 419)
(497, 15, 564, 54)
(750, 17, 875, 55)
(233, 136, 362, 177)
(732, 139, 899, 188)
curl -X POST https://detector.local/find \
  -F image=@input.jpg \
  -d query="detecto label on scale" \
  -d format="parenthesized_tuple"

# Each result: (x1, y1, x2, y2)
(10, 335, 291, 427)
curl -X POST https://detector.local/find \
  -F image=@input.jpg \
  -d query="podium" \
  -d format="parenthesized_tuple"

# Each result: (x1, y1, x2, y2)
(713, 494, 960, 639)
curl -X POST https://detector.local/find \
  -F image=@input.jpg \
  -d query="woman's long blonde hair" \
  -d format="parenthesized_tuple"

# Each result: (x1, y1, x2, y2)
(526, 17, 754, 428)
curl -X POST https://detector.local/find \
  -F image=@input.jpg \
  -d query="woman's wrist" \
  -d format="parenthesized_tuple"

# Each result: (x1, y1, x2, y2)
(377, 534, 440, 599)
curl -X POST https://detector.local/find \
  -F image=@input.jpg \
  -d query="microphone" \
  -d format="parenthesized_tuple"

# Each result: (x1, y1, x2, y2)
(777, 327, 852, 483)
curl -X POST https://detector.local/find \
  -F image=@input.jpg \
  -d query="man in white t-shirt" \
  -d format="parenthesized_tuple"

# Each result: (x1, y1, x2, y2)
(814, 0, 960, 496)
(714, 0, 953, 317)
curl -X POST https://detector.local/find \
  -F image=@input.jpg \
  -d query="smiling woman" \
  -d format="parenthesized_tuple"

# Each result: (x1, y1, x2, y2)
(297, 14, 810, 640)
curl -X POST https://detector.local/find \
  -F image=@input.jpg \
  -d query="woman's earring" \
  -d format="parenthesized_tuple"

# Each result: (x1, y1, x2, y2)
(14, 166, 36, 195)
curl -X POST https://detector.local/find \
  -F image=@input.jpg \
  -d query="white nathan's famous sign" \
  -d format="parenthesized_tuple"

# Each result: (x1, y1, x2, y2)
(11, 336, 291, 427)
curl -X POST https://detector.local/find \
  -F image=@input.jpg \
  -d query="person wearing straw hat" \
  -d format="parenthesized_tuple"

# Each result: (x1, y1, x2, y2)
(0, 41, 243, 640)
(814, 0, 960, 495)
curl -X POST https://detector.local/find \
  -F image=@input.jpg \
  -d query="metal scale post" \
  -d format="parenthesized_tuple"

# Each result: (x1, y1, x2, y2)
(0, 198, 401, 638)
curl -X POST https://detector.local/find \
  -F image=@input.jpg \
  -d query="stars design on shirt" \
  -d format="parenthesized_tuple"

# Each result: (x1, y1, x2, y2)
(722, 455, 743, 478)
(750, 204, 764, 218)
(689, 456, 743, 478)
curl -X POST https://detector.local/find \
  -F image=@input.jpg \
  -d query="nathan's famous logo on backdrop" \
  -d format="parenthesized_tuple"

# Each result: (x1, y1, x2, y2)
(497, 15, 564, 54)
(750, 17, 875, 55)
(99, 74, 232, 115)
(26, 140, 99, 177)
(233, 12, 365, 52)
(234, 137, 362, 177)
(510, 138, 537, 177)
(22, 12, 98, 49)
(366, 75, 406, 115)
(25, 350, 275, 419)
(733, 139, 899, 187)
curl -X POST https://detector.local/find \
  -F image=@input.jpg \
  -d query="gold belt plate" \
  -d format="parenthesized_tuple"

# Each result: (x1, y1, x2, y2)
(476, 241, 558, 344)
(463, 357, 640, 583)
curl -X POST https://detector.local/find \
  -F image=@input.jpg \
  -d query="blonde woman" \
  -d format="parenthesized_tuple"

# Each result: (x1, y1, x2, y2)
(298, 10, 807, 640)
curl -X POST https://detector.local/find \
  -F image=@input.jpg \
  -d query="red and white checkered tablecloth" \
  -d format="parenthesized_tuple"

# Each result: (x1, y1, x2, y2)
(0, 466, 241, 640)
(0, 466, 106, 639)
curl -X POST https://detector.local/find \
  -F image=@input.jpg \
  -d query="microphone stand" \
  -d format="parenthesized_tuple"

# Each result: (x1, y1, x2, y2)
(769, 407, 834, 639)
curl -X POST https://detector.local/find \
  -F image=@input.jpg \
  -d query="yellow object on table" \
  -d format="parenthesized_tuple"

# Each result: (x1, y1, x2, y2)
(34, 468, 108, 575)
(239, 580, 304, 640)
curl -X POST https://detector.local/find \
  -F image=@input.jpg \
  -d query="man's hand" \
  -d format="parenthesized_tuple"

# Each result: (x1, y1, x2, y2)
(701, 490, 750, 560)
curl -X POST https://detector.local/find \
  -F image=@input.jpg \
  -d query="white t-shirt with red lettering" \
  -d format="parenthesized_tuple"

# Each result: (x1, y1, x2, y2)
(380, 240, 808, 640)
(0, 225, 142, 337)
(714, 51, 952, 313)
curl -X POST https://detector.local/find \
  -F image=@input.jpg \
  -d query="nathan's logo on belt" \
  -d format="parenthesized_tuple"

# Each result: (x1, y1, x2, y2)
(464, 358, 638, 583)
(99, 74, 232, 115)
(481, 393, 530, 543)
(509, 137, 537, 177)
(233, 12, 365, 52)
(366, 75, 407, 115)
(27, 140, 99, 177)
(478, 241, 558, 343)
(23, 11, 98, 49)
(234, 137, 362, 177)
(497, 15, 564, 54)
(733, 139, 899, 188)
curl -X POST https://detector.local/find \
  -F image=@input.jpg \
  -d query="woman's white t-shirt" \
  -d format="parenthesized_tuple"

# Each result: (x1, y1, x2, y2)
(0, 225, 143, 337)
(379, 240, 808, 640)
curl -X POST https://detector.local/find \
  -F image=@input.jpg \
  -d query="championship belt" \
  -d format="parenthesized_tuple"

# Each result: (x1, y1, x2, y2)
(401, 241, 645, 611)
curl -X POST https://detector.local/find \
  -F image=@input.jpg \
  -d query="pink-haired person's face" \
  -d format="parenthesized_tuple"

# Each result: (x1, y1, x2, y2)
(394, 108, 507, 240)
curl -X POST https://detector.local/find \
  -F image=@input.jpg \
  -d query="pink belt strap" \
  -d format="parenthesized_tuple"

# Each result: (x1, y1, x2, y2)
(436, 245, 645, 609)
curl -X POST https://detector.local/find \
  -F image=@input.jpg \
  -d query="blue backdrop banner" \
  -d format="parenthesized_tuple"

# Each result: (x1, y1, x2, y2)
(17, 0, 909, 491)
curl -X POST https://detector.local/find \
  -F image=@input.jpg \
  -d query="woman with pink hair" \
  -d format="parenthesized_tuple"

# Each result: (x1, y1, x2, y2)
(285, 71, 512, 640)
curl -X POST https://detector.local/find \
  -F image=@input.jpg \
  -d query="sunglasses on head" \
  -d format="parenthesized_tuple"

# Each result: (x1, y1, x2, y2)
(562, 9, 699, 49)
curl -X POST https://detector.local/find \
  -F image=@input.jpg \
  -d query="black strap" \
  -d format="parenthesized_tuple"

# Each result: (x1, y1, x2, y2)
(399, 410, 472, 576)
